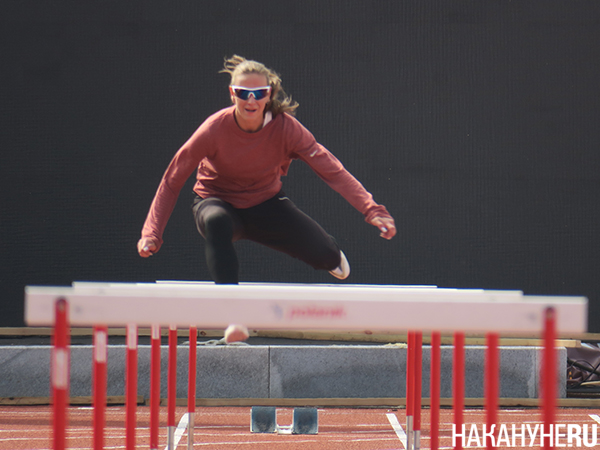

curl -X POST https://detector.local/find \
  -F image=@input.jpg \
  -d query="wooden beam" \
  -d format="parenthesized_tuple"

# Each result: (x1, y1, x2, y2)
(4, 396, 599, 408)
(0, 395, 144, 406)
(3, 327, 598, 346)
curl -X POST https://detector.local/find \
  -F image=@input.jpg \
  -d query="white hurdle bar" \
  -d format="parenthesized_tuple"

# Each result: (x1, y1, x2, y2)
(26, 283, 586, 333)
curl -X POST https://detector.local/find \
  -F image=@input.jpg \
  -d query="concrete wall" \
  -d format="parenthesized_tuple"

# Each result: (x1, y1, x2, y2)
(0, 345, 566, 399)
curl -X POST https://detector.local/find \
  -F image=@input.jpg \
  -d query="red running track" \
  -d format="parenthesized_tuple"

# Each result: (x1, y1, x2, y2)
(1, 405, 600, 449)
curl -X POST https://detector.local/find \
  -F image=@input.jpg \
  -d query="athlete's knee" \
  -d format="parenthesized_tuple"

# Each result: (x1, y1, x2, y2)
(203, 212, 234, 242)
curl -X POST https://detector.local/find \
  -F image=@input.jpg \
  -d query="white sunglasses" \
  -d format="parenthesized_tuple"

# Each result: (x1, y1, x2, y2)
(231, 86, 272, 100)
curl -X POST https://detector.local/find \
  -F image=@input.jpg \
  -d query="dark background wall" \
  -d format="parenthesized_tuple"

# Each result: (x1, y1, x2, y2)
(2, 1, 599, 331)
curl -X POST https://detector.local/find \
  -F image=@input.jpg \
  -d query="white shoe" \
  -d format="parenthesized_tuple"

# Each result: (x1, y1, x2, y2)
(329, 250, 350, 280)
(224, 324, 250, 344)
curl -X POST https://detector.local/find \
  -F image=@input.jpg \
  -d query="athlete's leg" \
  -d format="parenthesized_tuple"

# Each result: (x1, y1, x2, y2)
(238, 192, 343, 272)
(192, 197, 244, 284)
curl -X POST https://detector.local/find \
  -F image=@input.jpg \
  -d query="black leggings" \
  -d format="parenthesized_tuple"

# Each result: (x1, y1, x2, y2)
(192, 192, 341, 284)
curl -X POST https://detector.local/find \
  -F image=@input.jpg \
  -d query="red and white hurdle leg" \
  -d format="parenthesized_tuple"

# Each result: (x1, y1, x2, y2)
(485, 332, 499, 450)
(187, 326, 197, 449)
(93, 325, 108, 450)
(430, 331, 441, 450)
(453, 331, 465, 450)
(150, 325, 161, 450)
(52, 298, 70, 450)
(542, 307, 557, 450)
(406, 331, 415, 450)
(167, 325, 177, 450)
(413, 331, 422, 450)
(125, 323, 137, 450)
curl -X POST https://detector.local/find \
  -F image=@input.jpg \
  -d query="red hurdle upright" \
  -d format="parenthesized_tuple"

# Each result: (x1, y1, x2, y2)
(406, 331, 415, 450)
(429, 331, 441, 450)
(542, 307, 557, 450)
(92, 325, 108, 450)
(485, 332, 499, 450)
(453, 332, 465, 450)
(413, 331, 423, 450)
(125, 324, 137, 450)
(167, 325, 178, 450)
(150, 325, 161, 450)
(52, 299, 69, 450)
(187, 326, 198, 450)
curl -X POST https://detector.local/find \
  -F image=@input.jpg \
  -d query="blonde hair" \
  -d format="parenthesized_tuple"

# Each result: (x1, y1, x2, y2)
(220, 55, 299, 117)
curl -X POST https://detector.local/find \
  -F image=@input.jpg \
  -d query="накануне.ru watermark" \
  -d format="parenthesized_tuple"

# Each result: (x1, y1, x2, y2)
(453, 423, 598, 448)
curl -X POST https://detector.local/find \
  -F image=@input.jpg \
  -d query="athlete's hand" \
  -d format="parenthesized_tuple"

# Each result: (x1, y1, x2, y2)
(138, 238, 158, 257)
(371, 217, 396, 240)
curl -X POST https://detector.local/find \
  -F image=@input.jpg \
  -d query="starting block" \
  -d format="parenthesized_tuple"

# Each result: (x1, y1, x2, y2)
(250, 406, 277, 433)
(251, 406, 318, 435)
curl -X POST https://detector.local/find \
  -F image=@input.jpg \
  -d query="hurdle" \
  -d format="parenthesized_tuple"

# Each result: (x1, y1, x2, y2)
(25, 282, 587, 449)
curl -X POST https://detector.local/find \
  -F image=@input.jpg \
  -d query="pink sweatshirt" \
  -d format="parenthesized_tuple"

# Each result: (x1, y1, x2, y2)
(142, 106, 391, 248)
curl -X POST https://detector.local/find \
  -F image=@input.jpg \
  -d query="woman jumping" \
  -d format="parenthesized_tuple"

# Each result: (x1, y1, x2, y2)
(138, 55, 396, 342)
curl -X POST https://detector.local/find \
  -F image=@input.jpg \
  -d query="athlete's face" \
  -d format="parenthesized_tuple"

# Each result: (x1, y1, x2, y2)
(229, 73, 271, 133)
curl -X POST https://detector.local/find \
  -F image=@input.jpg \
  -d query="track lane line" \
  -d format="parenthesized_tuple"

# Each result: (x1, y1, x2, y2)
(386, 413, 407, 449)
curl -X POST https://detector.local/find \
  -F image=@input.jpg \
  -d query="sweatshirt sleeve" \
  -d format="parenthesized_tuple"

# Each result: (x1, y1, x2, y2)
(287, 117, 393, 224)
(140, 124, 210, 249)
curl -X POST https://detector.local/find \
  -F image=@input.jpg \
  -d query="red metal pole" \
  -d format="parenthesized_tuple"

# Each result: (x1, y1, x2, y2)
(414, 331, 423, 450)
(453, 332, 465, 450)
(52, 298, 70, 450)
(187, 327, 197, 449)
(93, 325, 108, 450)
(485, 332, 499, 450)
(430, 331, 441, 450)
(406, 331, 415, 450)
(126, 324, 138, 450)
(167, 325, 178, 450)
(542, 307, 556, 450)
(150, 325, 161, 450)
